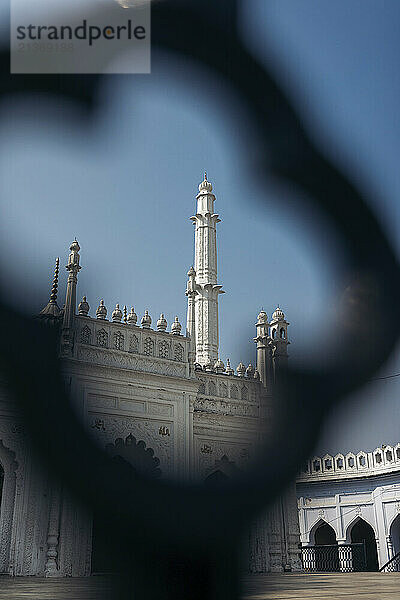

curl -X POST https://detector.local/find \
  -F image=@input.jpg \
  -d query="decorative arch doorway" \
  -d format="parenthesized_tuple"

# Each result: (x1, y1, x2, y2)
(313, 521, 339, 571)
(350, 519, 378, 571)
(91, 435, 161, 575)
(389, 515, 400, 556)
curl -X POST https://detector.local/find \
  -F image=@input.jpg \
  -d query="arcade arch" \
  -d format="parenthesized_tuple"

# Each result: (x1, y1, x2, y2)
(309, 519, 337, 546)
(348, 518, 378, 571)
(310, 520, 339, 571)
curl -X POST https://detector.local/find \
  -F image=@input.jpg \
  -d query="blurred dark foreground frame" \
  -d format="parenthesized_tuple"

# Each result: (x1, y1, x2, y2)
(0, 1, 399, 599)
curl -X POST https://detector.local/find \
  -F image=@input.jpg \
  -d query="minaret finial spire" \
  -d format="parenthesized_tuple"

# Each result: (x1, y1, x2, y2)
(204, 171, 207, 181)
(49, 257, 60, 304)
(38, 257, 62, 319)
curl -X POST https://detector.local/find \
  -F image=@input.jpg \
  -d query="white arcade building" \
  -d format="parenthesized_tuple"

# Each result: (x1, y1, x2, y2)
(297, 444, 400, 572)
(0, 174, 302, 577)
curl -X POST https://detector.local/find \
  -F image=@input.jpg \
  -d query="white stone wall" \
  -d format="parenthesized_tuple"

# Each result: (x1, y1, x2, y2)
(0, 335, 300, 576)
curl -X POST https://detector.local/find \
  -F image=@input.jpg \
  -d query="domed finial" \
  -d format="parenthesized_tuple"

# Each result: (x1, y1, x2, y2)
(123, 305, 128, 324)
(141, 310, 152, 329)
(127, 307, 137, 325)
(257, 309, 268, 324)
(236, 362, 246, 377)
(225, 359, 234, 376)
(198, 172, 213, 193)
(246, 363, 255, 378)
(272, 306, 285, 321)
(112, 303, 123, 323)
(171, 316, 182, 335)
(157, 313, 167, 332)
(96, 299, 107, 320)
(78, 296, 90, 316)
(214, 358, 225, 374)
(70, 239, 80, 253)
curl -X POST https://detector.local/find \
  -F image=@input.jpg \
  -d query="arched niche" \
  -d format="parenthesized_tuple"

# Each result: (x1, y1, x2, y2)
(309, 519, 338, 546)
(0, 440, 18, 575)
(91, 435, 161, 575)
(310, 520, 339, 571)
(348, 517, 379, 571)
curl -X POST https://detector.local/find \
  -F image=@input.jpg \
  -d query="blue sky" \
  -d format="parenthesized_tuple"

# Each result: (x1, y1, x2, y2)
(0, 0, 399, 455)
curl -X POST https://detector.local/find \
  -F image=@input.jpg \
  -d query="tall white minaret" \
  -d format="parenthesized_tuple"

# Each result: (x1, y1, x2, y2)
(189, 173, 224, 366)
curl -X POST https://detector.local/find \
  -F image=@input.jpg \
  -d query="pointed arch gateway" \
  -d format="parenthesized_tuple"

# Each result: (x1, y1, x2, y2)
(309, 520, 339, 572)
(91, 435, 161, 574)
(348, 518, 379, 571)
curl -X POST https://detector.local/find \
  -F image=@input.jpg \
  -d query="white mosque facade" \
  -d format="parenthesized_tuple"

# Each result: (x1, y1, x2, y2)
(0, 174, 302, 577)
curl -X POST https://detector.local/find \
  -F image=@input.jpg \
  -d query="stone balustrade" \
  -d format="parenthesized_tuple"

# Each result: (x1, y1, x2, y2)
(297, 444, 400, 481)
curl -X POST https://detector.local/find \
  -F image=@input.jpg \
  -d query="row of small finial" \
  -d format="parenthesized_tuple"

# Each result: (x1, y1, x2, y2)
(78, 298, 182, 335)
(195, 358, 259, 379)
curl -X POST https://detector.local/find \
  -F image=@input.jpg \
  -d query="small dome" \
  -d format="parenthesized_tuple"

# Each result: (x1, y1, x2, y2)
(246, 363, 255, 377)
(127, 307, 137, 325)
(96, 299, 107, 320)
(198, 171, 213, 193)
(214, 358, 225, 373)
(78, 296, 90, 317)
(70, 239, 80, 252)
(157, 313, 167, 331)
(194, 362, 203, 371)
(112, 303, 123, 323)
(171, 316, 182, 335)
(272, 306, 285, 321)
(141, 310, 152, 329)
(236, 362, 246, 377)
(204, 359, 214, 372)
(257, 310, 268, 324)
(225, 359, 234, 375)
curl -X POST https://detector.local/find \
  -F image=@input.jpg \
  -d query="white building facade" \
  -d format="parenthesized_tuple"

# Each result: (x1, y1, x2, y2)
(297, 445, 400, 572)
(0, 174, 301, 577)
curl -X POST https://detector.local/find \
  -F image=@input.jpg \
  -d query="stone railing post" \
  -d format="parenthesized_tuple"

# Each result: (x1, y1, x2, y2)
(338, 542, 353, 572)
(301, 545, 316, 571)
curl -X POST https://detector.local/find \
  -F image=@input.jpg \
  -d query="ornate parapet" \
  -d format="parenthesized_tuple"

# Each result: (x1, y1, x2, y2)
(297, 443, 400, 482)
(73, 316, 190, 379)
(194, 371, 262, 417)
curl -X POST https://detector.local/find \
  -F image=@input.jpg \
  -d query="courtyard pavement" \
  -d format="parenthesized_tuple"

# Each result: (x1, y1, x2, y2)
(0, 572, 399, 599)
